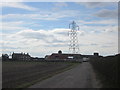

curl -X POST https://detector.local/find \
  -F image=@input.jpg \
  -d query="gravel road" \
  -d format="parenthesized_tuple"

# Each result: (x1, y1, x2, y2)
(29, 62, 101, 88)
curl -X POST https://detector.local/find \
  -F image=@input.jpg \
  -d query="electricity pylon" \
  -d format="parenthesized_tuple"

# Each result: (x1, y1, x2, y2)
(68, 21, 79, 54)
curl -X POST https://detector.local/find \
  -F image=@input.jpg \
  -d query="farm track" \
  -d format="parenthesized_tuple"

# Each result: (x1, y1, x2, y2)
(29, 62, 101, 88)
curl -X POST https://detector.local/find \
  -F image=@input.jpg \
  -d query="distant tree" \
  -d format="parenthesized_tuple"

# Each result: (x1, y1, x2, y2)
(2, 54, 9, 61)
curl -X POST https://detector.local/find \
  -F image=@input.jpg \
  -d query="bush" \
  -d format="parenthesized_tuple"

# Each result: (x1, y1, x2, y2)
(90, 54, 120, 88)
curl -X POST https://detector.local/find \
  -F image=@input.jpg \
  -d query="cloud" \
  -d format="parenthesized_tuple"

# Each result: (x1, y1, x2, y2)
(1, 19, 118, 56)
(94, 9, 118, 18)
(31, 10, 80, 20)
(1, 21, 27, 31)
(2, 26, 118, 57)
(7, 28, 70, 44)
(1, 2, 38, 11)
(74, 21, 118, 34)
(2, 28, 71, 57)
(1, 0, 23, 2)
(16, 29, 59, 44)
(52, 2, 68, 11)
(2, 10, 80, 21)
(77, 19, 117, 26)
(76, 2, 113, 8)
(2, 0, 119, 2)
(54, 2, 68, 7)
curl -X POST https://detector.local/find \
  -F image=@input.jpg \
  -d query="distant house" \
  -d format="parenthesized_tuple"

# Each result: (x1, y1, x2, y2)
(12, 52, 31, 61)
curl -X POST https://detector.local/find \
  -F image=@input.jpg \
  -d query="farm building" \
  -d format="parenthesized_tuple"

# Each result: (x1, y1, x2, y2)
(45, 50, 100, 60)
(12, 52, 31, 61)
(45, 50, 82, 60)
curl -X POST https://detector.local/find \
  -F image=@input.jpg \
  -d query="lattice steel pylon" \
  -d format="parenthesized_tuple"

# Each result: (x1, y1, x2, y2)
(68, 21, 79, 54)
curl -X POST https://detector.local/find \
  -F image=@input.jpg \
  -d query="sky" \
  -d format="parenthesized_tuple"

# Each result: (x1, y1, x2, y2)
(0, 1, 118, 57)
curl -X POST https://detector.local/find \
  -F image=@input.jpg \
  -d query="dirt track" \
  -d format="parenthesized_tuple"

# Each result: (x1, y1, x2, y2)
(29, 62, 101, 88)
